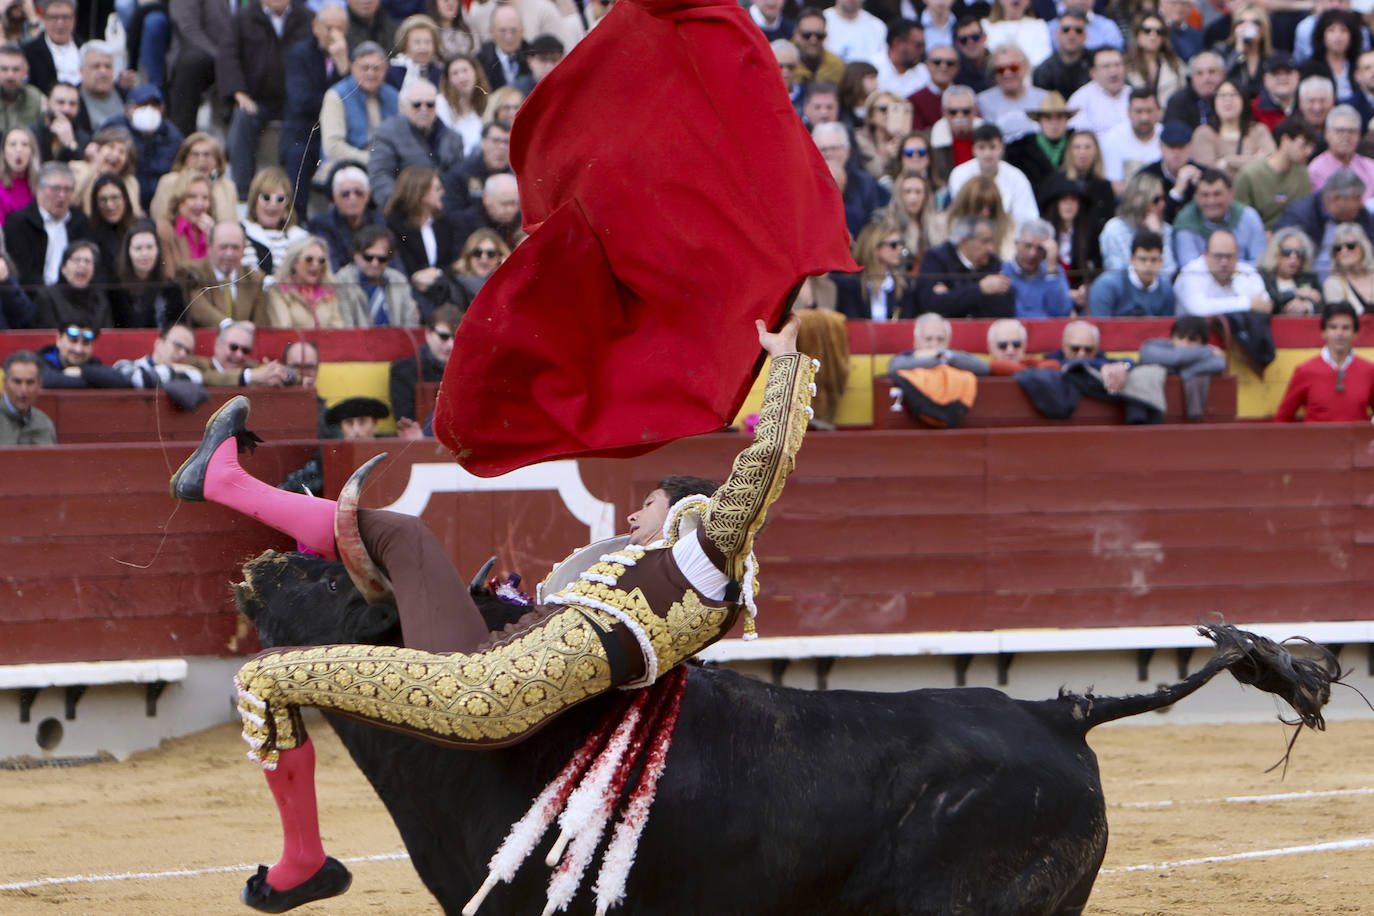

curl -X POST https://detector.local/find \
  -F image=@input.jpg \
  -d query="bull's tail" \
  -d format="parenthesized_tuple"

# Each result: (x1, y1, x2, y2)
(1070, 623, 1341, 732)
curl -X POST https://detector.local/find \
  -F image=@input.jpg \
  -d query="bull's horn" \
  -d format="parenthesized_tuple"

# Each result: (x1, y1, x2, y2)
(469, 557, 498, 593)
(334, 453, 395, 604)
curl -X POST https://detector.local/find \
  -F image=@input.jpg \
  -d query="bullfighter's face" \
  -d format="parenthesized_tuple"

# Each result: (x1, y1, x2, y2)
(627, 488, 671, 546)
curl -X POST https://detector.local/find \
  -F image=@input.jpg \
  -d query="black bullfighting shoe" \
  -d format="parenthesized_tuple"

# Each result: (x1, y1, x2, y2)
(169, 395, 252, 501)
(240, 858, 352, 913)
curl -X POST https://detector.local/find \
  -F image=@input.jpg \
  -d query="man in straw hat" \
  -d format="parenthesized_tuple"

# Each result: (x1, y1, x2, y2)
(1005, 90, 1078, 185)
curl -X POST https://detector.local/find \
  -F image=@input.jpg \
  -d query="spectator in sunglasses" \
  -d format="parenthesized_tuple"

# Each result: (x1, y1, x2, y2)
(952, 15, 991, 92)
(263, 236, 344, 330)
(792, 9, 845, 85)
(1255, 227, 1321, 315)
(389, 302, 461, 423)
(1032, 9, 1093, 99)
(307, 166, 385, 272)
(911, 45, 961, 129)
(453, 227, 511, 299)
(184, 319, 293, 387)
(241, 165, 308, 276)
(35, 319, 130, 388)
(1321, 221, 1374, 313)
(368, 79, 465, 210)
(983, 317, 1062, 374)
(1044, 319, 1134, 395)
(337, 224, 418, 328)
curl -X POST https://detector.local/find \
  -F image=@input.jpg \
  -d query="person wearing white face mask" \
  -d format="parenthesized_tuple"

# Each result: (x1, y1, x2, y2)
(105, 84, 185, 214)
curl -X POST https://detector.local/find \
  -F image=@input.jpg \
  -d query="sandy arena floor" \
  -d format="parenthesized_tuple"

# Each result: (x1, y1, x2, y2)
(3, 716, 1373, 914)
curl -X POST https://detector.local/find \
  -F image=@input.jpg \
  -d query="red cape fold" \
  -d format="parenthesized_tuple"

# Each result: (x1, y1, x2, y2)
(432, 0, 857, 477)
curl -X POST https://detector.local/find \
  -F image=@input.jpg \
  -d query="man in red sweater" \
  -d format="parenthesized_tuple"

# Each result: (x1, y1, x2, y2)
(1275, 303, 1374, 422)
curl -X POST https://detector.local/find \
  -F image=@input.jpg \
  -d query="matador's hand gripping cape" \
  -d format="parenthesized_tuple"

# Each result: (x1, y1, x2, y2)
(431, 0, 857, 477)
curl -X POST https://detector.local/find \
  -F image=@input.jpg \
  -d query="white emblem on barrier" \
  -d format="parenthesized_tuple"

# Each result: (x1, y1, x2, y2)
(381, 461, 617, 542)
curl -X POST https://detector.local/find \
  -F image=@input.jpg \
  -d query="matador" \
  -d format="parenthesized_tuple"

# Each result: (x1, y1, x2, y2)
(170, 318, 816, 912)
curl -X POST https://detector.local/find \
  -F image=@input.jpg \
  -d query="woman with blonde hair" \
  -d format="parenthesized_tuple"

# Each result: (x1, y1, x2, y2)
(1219, 5, 1272, 99)
(242, 165, 308, 274)
(834, 219, 916, 320)
(72, 125, 142, 219)
(1189, 79, 1275, 180)
(264, 236, 345, 329)
(482, 86, 525, 126)
(856, 90, 908, 180)
(880, 171, 945, 275)
(1099, 171, 1177, 276)
(945, 175, 1013, 259)
(1322, 223, 1374, 314)
(436, 54, 489, 152)
(149, 132, 237, 224)
(982, 0, 1051, 66)
(155, 171, 214, 275)
(0, 125, 37, 219)
(453, 226, 510, 297)
(1123, 12, 1184, 106)
(387, 15, 444, 89)
(1257, 227, 1322, 316)
(1059, 130, 1114, 232)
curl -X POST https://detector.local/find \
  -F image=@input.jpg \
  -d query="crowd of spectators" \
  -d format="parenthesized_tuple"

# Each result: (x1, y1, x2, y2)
(2, 0, 1374, 434)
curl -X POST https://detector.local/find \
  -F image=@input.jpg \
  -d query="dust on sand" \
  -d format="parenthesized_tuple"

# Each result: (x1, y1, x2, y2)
(4, 717, 1374, 914)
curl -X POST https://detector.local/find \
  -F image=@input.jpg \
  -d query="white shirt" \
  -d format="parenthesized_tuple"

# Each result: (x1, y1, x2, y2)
(496, 47, 520, 84)
(1173, 257, 1269, 316)
(1100, 121, 1161, 183)
(946, 159, 1039, 226)
(982, 18, 1053, 67)
(875, 54, 930, 97)
(748, 4, 782, 30)
(975, 85, 1047, 127)
(822, 7, 887, 67)
(46, 36, 80, 86)
(1066, 81, 1130, 136)
(420, 216, 437, 266)
(40, 206, 68, 285)
(265, 7, 288, 38)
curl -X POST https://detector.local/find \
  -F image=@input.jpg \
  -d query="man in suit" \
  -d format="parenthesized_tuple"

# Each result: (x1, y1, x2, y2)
(186, 319, 295, 386)
(177, 222, 273, 327)
(913, 215, 1016, 318)
(217, 0, 314, 202)
(281, 2, 349, 216)
(4, 161, 92, 290)
(167, 0, 238, 137)
(367, 79, 465, 208)
(477, 3, 532, 91)
(20, 0, 78, 94)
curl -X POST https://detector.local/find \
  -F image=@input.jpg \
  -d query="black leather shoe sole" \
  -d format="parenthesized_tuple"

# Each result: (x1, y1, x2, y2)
(240, 857, 352, 913)
(170, 395, 249, 502)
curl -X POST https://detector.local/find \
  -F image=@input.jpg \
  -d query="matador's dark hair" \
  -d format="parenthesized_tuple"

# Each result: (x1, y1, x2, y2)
(656, 475, 720, 505)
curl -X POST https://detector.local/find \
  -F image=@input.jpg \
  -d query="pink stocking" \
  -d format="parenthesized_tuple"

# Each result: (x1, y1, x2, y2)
(204, 439, 337, 559)
(262, 739, 328, 890)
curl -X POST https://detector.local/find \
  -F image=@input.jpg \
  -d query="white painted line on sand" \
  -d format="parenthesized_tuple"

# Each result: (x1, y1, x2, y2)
(1099, 836, 1374, 875)
(0, 851, 412, 892)
(1117, 786, 1374, 809)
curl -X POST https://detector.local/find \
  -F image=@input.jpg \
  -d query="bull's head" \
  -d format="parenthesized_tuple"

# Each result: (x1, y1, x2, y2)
(234, 549, 401, 649)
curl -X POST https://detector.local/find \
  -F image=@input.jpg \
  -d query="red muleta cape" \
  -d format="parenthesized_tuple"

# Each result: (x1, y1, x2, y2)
(432, 0, 857, 477)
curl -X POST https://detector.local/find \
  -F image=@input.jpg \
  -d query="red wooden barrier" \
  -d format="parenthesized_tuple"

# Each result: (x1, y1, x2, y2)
(5, 426, 1372, 665)
(33, 387, 319, 443)
(872, 375, 1238, 428)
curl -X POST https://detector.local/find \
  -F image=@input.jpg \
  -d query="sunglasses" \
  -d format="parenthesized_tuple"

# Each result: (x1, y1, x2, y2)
(63, 326, 97, 342)
(994, 340, 1024, 350)
(226, 342, 252, 354)
(957, 32, 984, 44)
(337, 188, 367, 198)
(300, 254, 326, 265)
(472, 247, 501, 258)
(1060, 24, 1085, 33)
(1065, 344, 1095, 355)
(360, 251, 391, 263)
(1336, 240, 1361, 252)
(873, 104, 890, 113)
(1279, 247, 1303, 257)
(879, 239, 903, 249)
(995, 64, 1021, 75)
(946, 107, 973, 116)
(409, 99, 437, 108)
(798, 29, 826, 40)
(258, 192, 288, 204)
(929, 57, 958, 67)
(431, 330, 454, 341)
(903, 146, 929, 156)
(1139, 25, 1164, 34)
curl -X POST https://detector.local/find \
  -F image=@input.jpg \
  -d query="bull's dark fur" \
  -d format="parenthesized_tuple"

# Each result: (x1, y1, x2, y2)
(234, 550, 1339, 916)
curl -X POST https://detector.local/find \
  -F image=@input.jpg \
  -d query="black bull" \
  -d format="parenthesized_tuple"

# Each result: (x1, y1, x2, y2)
(235, 550, 1339, 916)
